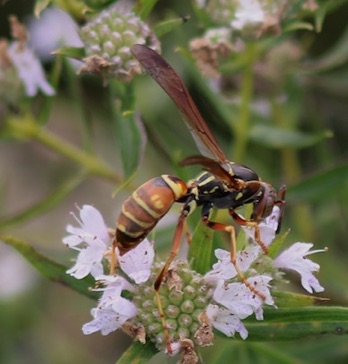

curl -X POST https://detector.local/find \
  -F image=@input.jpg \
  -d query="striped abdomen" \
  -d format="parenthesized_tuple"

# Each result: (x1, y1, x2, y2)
(116, 175, 187, 254)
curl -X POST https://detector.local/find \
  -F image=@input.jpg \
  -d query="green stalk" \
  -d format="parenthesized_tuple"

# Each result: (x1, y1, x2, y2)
(232, 42, 256, 162)
(6, 115, 122, 184)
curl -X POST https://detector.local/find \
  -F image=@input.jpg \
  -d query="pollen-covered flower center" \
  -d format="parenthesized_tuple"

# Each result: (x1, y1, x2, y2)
(131, 261, 213, 351)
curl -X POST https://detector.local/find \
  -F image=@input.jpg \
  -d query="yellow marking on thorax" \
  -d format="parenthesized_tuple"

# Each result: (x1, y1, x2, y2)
(235, 192, 243, 200)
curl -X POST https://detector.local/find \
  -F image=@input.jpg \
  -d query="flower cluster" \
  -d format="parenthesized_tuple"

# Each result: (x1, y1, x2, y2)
(0, 16, 54, 114)
(79, 4, 160, 80)
(190, 0, 319, 78)
(63, 205, 325, 362)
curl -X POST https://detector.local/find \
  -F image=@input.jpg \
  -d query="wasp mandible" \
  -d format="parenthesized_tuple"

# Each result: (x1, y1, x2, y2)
(113, 44, 286, 352)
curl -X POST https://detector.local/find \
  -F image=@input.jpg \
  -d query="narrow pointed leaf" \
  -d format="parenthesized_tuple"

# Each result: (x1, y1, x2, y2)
(53, 46, 86, 61)
(241, 307, 348, 341)
(1, 236, 98, 300)
(272, 290, 329, 308)
(116, 341, 158, 364)
(189, 219, 215, 275)
(134, 0, 159, 20)
(154, 16, 191, 38)
(249, 124, 332, 149)
(287, 162, 348, 202)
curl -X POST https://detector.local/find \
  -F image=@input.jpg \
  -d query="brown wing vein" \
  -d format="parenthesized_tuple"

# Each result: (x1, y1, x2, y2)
(131, 44, 227, 162)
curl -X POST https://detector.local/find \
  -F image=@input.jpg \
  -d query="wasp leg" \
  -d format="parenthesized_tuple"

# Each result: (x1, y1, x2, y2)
(153, 203, 192, 354)
(110, 239, 119, 275)
(202, 204, 266, 300)
(230, 210, 268, 254)
(183, 219, 192, 245)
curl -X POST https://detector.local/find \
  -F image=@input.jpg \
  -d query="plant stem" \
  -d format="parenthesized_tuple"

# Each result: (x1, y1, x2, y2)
(6, 115, 122, 184)
(232, 42, 256, 162)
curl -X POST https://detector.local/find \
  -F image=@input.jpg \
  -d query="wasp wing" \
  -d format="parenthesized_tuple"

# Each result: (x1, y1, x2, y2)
(131, 44, 227, 163)
(180, 155, 240, 189)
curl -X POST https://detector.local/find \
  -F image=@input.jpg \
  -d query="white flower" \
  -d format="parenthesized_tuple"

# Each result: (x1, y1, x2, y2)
(83, 275, 137, 335)
(204, 245, 261, 284)
(63, 205, 111, 279)
(28, 7, 83, 62)
(118, 239, 155, 284)
(7, 42, 55, 97)
(231, 0, 265, 30)
(206, 304, 248, 339)
(274, 242, 325, 293)
(203, 244, 274, 340)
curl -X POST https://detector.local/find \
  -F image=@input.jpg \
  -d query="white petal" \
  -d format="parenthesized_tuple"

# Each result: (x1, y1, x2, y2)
(82, 292, 137, 336)
(79, 205, 110, 243)
(274, 242, 325, 293)
(119, 239, 155, 283)
(242, 206, 281, 247)
(7, 42, 55, 97)
(66, 243, 105, 279)
(206, 304, 248, 339)
(231, 0, 264, 30)
(204, 246, 260, 284)
(213, 275, 274, 319)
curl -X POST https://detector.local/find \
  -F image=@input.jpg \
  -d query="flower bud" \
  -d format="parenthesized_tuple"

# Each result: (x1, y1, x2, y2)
(80, 6, 160, 80)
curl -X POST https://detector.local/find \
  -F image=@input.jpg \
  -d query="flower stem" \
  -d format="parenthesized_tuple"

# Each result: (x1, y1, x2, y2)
(232, 42, 256, 162)
(6, 115, 122, 184)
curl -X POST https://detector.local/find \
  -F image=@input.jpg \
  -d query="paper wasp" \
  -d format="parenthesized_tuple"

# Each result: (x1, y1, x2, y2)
(113, 44, 286, 352)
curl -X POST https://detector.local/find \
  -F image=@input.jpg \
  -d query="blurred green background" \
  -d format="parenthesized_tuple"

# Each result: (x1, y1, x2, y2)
(1, 0, 348, 363)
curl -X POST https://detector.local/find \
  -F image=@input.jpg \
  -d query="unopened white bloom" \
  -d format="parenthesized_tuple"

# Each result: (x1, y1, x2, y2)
(7, 42, 55, 97)
(231, 0, 265, 30)
(274, 242, 325, 293)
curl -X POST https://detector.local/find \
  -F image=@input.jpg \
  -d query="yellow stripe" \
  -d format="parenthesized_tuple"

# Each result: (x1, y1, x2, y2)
(132, 190, 163, 219)
(121, 204, 154, 229)
(117, 223, 145, 238)
(162, 175, 185, 200)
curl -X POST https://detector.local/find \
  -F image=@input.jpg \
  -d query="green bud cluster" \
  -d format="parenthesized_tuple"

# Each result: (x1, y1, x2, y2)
(80, 7, 160, 80)
(131, 261, 213, 351)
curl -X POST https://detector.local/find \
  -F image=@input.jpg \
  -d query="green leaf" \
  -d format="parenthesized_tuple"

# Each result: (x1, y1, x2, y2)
(34, 0, 51, 18)
(272, 290, 329, 308)
(242, 307, 348, 341)
(114, 109, 146, 178)
(189, 217, 215, 275)
(314, 0, 347, 32)
(154, 16, 191, 38)
(1, 236, 98, 300)
(116, 341, 158, 364)
(134, 0, 159, 20)
(52, 46, 86, 61)
(287, 162, 348, 202)
(110, 82, 146, 178)
(284, 21, 314, 32)
(301, 23, 348, 73)
(249, 124, 332, 149)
